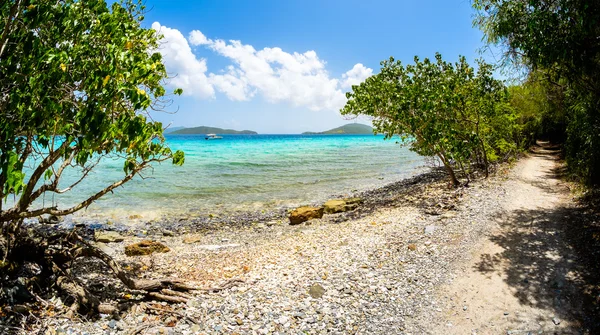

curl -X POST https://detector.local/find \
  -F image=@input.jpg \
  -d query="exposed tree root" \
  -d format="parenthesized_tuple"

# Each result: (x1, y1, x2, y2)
(0, 227, 199, 316)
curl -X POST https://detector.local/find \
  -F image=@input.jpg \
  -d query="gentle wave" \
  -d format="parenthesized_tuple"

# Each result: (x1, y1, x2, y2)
(23, 134, 425, 222)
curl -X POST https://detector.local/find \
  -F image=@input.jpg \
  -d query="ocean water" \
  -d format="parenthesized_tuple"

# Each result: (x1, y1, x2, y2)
(31, 134, 425, 221)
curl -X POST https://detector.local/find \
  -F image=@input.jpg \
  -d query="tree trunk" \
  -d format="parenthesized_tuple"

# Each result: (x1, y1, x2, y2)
(478, 138, 489, 178)
(437, 152, 460, 187)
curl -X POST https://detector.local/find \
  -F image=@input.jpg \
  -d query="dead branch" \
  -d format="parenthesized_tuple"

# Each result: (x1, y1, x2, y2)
(147, 292, 187, 304)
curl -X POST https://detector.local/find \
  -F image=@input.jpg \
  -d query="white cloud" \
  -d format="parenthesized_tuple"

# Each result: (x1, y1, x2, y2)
(189, 30, 211, 46)
(341, 64, 373, 89)
(153, 22, 372, 112)
(209, 66, 253, 101)
(152, 22, 214, 99)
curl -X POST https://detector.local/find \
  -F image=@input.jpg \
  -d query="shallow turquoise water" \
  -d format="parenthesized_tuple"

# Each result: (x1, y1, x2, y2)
(32, 134, 425, 221)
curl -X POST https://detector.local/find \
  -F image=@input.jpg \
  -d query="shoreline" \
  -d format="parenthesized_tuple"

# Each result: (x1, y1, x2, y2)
(13, 164, 478, 334)
(31, 166, 445, 238)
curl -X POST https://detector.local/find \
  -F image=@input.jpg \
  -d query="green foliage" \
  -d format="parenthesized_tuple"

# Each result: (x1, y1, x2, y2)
(0, 0, 184, 220)
(474, 0, 600, 184)
(341, 53, 514, 186)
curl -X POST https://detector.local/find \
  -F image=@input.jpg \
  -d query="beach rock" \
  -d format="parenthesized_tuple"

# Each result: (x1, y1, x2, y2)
(323, 198, 361, 214)
(39, 215, 61, 225)
(183, 235, 203, 244)
(124, 240, 170, 256)
(407, 243, 417, 251)
(324, 200, 347, 213)
(94, 231, 124, 243)
(309, 283, 325, 299)
(424, 225, 437, 234)
(344, 197, 363, 205)
(289, 206, 324, 225)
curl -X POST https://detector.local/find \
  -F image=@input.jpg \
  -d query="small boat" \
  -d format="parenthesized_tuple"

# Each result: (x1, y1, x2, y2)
(205, 133, 223, 140)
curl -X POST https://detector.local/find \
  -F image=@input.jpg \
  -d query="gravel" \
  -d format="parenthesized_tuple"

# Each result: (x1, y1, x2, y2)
(4, 168, 514, 335)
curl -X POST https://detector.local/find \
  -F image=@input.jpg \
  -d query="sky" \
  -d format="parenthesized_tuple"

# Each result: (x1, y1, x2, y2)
(140, 0, 495, 134)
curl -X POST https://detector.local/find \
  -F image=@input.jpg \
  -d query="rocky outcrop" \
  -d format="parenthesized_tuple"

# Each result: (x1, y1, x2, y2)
(323, 197, 362, 214)
(124, 240, 170, 256)
(289, 206, 324, 225)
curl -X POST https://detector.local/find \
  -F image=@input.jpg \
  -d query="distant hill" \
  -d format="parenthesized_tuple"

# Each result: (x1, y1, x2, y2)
(302, 123, 374, 135)
(170, 126, 258, 135)
(163, 126, 186, 134)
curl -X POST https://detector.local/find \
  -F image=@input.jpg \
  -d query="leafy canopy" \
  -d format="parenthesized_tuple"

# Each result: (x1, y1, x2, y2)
(0, 0, 184, 221)
(341, 53, 514, 186)
(473, 0, 600, 184)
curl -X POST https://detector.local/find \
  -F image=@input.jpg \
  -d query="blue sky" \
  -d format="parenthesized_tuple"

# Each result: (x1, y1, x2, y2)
(141, 0, 494, 134)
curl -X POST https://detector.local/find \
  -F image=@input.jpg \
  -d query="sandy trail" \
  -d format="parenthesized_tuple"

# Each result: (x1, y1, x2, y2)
(431, 144, 587, 334)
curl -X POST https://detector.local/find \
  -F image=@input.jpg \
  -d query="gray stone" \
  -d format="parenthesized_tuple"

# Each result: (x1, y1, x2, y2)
(424, 225, 437, 234)
(552, 317, 561, 325)
(94, 231, 124, 243)
(293, 312, 306, 319)
(309, 283, 325, 299)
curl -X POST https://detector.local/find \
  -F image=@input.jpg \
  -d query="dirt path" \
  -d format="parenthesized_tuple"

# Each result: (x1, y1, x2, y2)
(431, 145, 589, 334)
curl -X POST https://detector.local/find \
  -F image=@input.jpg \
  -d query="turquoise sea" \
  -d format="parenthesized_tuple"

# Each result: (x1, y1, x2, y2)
(36, 134, 425, 222)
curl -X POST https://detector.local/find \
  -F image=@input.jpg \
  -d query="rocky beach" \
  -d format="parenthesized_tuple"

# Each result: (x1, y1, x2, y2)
(3, 145, 596, 335)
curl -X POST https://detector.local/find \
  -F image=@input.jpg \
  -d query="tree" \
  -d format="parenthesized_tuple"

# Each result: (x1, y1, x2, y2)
(0, 0, 188, 314)
(473, 0, 600, 184)
(341, 53, 514, 187)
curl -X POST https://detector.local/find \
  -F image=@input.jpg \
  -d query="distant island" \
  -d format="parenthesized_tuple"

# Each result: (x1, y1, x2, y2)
(163, 126, 186, 134)
(302, 123, 374, 135)
(169, 126, 258, 135)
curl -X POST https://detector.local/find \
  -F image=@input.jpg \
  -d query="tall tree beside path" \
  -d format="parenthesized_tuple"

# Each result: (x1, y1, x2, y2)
(342, 53, 515, 187)
(473, 0, 600, 184)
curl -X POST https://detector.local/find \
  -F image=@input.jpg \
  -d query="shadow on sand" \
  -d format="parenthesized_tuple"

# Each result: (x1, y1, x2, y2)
(474, 145, 600, 333)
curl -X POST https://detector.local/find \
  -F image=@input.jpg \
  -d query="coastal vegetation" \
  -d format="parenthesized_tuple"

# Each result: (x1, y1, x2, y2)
(302, 123, 373, 135)
(473, 0, 600, 185)
(169, 126, 258, 135)
(0, 0, 188, 314)
(342, 54, 515, 187)
(342, 0, 600, 188)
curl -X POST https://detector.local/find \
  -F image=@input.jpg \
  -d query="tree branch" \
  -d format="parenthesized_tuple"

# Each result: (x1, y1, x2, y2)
(4, 155, 170, 221)
(0, 0, 23, 59)
(16, 140, 70, 212)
